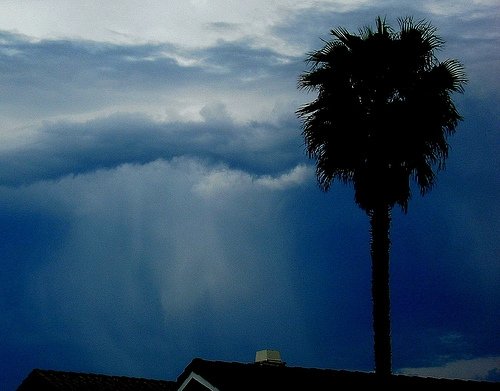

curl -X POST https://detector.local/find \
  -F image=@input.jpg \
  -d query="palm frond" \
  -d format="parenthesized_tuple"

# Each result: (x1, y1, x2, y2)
(297, 16, 465, 213)
(331, 27, 362, 50)
(415, 19, 443, 51)
(442, 59, 467, 92)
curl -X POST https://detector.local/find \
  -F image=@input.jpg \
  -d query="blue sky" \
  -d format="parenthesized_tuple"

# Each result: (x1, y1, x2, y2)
(1, 0, 499, 389)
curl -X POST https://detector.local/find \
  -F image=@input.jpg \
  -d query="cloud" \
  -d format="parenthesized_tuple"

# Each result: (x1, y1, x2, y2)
(0, 30, 305, 133)
(193, 163, 311, 198)
(3, 5, 497, 131)
(0, 31, 306, 189)
(0, 1, 303, 54)
(255, 164, 312, 190)
(0, 109, 303, 187)
(398, 356, 500, 381)
(1, 157, 313, 377)
(199, 102, 232, 123)
(422, 0, 500, 17)
(0, 31, 199, 123)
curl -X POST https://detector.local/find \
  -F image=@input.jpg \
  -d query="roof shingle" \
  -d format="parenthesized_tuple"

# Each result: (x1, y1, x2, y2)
(16, 368, 176, 391)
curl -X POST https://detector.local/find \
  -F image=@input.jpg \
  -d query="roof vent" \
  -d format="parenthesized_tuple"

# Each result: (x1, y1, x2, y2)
(255, 349, 285, 366)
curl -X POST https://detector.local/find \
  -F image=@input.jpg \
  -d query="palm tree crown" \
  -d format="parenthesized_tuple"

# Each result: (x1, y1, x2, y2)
(298, 17, 466, 213)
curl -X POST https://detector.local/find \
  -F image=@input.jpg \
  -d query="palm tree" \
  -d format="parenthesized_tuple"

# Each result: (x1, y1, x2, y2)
(297, 17, 466, 378)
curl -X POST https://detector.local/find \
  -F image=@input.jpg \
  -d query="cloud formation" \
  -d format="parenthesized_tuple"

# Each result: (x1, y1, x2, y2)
(0, 110, 303, 187)
(0, 30, 303, 129)
(1, 158, 314, 379)
(1, 1, 499, 390)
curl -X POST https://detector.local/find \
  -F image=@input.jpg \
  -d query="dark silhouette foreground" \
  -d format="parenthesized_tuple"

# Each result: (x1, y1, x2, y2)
(297, 17, 466, 377)
(18, 359, 498, 390)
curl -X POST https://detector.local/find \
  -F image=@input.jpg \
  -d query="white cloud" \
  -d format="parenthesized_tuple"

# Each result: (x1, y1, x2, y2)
(0, 1, 296, 51)
(423, 0, 500, 18)
(193, 164, 311, 198)
(0, 0, 391, 56)
(398, 356, 500, 381)
(192, 166, 252, 197)
(256, 164, 312, 190)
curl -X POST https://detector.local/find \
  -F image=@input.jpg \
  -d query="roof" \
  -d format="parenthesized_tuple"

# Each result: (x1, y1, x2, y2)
(16, 368, 177, 391)
(176, 358, 500, 391)
(16, 359, 499, 390)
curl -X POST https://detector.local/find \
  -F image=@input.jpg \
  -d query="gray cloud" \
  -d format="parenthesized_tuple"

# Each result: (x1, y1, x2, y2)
(0, 32, 194, 119)
(205, 21, 242, 33)
(0, 109, 303, 186)
(0, 30, 303, 126)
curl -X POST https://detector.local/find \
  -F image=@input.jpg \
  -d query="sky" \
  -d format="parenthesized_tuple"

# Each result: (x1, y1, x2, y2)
(1, 0, 498, 389)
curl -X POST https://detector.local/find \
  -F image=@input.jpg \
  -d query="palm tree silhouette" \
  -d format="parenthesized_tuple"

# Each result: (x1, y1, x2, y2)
(297, 17, 466, 378)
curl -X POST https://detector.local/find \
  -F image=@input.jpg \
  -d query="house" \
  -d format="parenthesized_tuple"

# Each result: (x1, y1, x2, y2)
(16, 350, 499, 390)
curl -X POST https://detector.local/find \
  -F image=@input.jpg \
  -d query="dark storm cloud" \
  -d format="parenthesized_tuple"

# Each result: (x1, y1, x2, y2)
(0, 30, 305, 188)
(0, 111, 302, 187)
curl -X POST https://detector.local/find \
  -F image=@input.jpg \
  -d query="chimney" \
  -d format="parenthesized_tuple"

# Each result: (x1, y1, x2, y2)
(255, 349, 285, 366)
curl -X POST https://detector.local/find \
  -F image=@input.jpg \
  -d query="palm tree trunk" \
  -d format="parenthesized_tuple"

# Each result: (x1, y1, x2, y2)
(369, 204, 392, 378)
